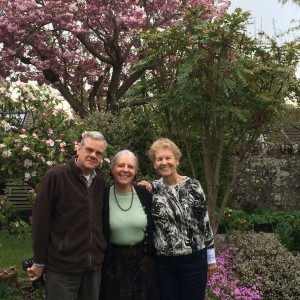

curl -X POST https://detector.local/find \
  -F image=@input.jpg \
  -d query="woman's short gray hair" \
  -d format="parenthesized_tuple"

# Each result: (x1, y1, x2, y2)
(110, 150, 138, 170)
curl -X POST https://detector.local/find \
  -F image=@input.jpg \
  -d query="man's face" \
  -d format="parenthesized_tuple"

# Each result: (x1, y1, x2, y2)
(76, 138, 106, 175)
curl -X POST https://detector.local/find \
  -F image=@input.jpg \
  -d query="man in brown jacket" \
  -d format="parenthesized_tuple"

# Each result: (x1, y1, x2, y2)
(27, 131, 107, 300)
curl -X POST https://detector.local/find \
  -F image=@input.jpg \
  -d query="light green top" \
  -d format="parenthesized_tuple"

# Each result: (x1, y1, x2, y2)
(109, 186, 147, 245)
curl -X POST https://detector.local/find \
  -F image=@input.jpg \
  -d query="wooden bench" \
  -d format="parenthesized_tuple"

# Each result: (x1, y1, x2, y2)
(5, 181, 33, 211)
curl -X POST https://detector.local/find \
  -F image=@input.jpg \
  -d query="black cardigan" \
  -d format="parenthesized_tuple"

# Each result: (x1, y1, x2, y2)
(102, 184, 156, 263)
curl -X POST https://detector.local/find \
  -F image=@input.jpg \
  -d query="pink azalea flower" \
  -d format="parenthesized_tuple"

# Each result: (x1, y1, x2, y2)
(46, 139, 55, 146)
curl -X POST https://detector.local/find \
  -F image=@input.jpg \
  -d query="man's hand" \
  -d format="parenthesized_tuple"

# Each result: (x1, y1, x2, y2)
(27, 265, 45, 282)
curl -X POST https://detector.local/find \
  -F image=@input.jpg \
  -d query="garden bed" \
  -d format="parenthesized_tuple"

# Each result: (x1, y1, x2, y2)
(0, 278, 45, 300)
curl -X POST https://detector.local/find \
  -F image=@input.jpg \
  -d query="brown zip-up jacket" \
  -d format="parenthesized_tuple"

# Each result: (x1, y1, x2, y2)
(31, 156, 107, 273)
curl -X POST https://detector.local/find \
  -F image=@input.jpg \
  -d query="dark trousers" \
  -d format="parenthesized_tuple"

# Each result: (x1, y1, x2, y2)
(155, 248, 208, 300)
(45, 269, 101, 300)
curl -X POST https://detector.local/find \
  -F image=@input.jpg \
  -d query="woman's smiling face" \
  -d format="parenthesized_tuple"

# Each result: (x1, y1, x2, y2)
(111, 154, 136, 187)
(153, 148, 179, 178)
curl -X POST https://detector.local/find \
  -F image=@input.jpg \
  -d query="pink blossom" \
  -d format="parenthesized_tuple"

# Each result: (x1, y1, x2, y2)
(51, 109, 59, 116)
(46, 139, 55, 146)
(74, 144, 80, 151)
(22, 146, 30, 151)
(47, 128, 54, 135)
(0, 0, 228, 114)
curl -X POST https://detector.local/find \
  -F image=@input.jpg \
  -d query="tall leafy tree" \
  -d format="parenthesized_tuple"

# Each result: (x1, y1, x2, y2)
(136, 8, 300, 232)
(0, 0, 229, 116)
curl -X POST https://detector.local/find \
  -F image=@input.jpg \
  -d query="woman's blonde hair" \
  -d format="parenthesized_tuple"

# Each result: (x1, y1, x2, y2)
(148, 138, 181, 163)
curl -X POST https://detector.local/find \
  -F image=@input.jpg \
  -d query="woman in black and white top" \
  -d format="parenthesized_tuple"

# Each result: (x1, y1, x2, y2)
(141, 138, 216, 300)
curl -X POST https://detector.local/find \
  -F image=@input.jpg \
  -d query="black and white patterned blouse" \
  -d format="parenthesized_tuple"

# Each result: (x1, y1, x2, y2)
(152, 176, 214, 256)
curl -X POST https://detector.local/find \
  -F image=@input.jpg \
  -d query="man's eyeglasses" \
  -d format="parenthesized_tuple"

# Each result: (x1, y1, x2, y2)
(83, 147, 103, 157)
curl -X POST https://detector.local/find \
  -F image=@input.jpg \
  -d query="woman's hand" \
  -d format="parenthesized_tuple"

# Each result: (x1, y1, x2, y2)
(207, 263, 217, 278)
(137, 180, 152, 192)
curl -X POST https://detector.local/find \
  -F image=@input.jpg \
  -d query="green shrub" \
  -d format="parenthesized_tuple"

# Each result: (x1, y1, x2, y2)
(275, 215, 300, 253)
(228, 232, 300, 299)
(0, 195, 29, 237)
(219, 208, 300, 233)
(220, 208, 253, 238)
(248, 210, 290, 226)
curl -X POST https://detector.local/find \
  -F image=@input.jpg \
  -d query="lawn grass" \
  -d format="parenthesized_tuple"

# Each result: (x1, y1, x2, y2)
(0, 230, 33, 278)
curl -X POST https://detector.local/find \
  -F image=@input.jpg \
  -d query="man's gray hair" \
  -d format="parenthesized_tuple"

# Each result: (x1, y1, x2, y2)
(110, 150, 138, 170)
(80, 131, 107, 149)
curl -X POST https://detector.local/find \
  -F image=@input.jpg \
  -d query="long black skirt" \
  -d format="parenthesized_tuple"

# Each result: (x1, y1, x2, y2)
(100, 243, 160, 300)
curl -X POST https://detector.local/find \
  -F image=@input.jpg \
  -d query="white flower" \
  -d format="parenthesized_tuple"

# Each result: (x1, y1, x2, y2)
(38, 155, 46, 163)
(2, 150, 12, 158)
(19, 134, 27, 139)
(24, 172, 31, 181)
(24, 159, 33, 168)
(46, 161, 54, 166)
(0, 121, 11, 131)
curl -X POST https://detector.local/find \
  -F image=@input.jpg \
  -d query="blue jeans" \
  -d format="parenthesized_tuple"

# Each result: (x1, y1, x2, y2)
(155, 248, 208, 300)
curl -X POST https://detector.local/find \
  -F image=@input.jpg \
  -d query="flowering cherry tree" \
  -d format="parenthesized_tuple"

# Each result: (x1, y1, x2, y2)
(0, 82, 83, 190)
(0, 0, 229, 116)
